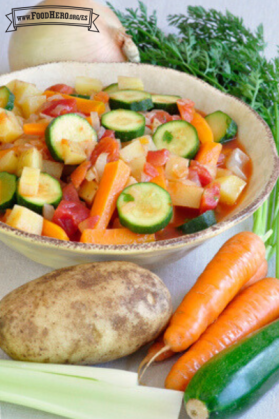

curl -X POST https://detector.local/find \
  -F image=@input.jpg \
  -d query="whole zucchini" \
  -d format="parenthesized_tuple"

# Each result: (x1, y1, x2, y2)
(184, 319, 279, 419)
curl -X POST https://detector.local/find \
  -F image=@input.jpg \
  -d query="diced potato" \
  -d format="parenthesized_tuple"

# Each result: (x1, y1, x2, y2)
(17, 147, 43, 177)
(20, 95, 46, 119)
(42, 160, 64, 179)
(136, 135, 157, 151)
(216, 168, 232, 178)
(120, 139, 146, 163)
(12, 105, 22, 117)
(167, 181, 203, 208)
(129, 156, 146, 182)
(118, 76, 144, 91)
(0, 150, 18, 174)
(5, 80, 16, 93)
(125, 176, 137, 187)
(7, 205, 43, 235)
(62, 140, 87, 165)
(217, 175, 247, 205)
(0, 109, 23, 143)
(75, 77, 103, 95)
(79, 180, 98, 206)
(18, 167, 40, 196)
(12, 80, 42, 105)
(204, 163, 217, 180)
(165, 155, 189, 181)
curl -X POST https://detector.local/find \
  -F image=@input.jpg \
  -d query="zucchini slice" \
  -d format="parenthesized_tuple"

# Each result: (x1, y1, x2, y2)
(103, 83, 119, 94)
(109, 90, 153, 112)
(0, 172, 17, 211)
(71, 93, 90, 100)
(178, 210, 216, 234)
(152, 94, 180, 114)
(0, 86, 15, 111)
(101, 109, 145, 142)
(45, 113, 97, 162)
(17, 173, 62, 214)
(205, 110, 237, 143)
(153, 120, 199, 159)
(117, 183, 173, 234)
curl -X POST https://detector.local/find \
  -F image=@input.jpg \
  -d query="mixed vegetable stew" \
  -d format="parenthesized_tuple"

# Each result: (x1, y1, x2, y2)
(0, 76, 251, 244)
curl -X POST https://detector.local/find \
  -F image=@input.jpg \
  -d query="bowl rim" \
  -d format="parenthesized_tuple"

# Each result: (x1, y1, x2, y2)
(0, 61, 278, 254)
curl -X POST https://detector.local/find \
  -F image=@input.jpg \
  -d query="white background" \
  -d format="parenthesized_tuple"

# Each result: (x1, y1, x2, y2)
(0, 1, 278, 419)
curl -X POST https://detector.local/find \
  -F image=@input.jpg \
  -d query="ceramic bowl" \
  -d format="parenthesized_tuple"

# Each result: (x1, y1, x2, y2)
(0, 62, 278, 269)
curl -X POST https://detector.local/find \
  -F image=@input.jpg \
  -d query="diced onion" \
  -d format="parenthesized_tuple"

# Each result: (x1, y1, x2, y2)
(98, 126, 106, 140)
(95, 153, 108, 180)
(90, 112, 100, 132)
(43, 204, 55, 221)
(226, 148, 249, 180)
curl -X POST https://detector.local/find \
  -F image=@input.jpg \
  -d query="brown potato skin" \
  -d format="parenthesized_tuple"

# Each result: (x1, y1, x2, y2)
(0, 261, 172, 364)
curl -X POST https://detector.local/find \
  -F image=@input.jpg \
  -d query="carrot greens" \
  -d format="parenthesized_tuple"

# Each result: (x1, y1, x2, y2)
(109, 2, 279, 274)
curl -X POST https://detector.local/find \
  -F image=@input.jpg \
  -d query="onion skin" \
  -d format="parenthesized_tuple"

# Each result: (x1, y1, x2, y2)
(9, 0, 139, 71)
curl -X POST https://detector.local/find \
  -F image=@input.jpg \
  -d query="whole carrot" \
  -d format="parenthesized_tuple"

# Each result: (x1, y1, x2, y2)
(165, 277, 279, 391)
(139, 249, 267, 377)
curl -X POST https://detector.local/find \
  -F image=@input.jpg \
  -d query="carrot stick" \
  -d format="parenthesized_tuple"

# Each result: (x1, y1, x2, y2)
(195, 142, 222, 166)
(80, 228, 155, 245)
(151, 166, 167, 189)
(165, 277, 279, 391)
(90, 160, 131, 229)
(71, 161, 91, 189)
(42, 219, 69, 241)
(44, 90, 106, 115)
(23, 122, 49, 137)
(191, 112, 214, 144)
(164, 232, 265, 353)
(139, 251, 268, 377)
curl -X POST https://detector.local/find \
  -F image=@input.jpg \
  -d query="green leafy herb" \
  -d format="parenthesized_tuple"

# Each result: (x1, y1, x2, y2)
(109, 1, 279, 276)
(122, 193, 135, 203)
(162, 130, 173, 143)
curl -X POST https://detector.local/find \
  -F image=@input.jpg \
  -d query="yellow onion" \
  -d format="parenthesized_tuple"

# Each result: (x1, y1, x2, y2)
(9, 0, 140, 71)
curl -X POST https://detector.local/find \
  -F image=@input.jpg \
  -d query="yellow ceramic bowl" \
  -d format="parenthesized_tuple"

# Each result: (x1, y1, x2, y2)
(0, 62, 278, 269)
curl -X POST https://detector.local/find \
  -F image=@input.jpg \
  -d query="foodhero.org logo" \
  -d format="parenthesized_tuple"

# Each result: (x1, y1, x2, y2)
(6, 5, 99, 32)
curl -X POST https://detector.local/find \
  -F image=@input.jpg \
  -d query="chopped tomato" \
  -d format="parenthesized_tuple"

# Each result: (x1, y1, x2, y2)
(94, 91, 109, 103)
(91, 137, 120, 165)
(78, 216, 100, 233)
(144, 162, 159, 179)
(177, 99, 195, 123)
(41, 99, 77, 117)
(145, 110, 173, 128)
(172, 115, 181, 121)
(71, 161, 91, 189)
(62, 183, 80, 203)
(147, 149, 170, 166)
(52, 200, 90, 238)
(190, 160, 213, 187)
(200, 182, 221, 214)
(217, 153, 226, 167)
(46, 84, 74, 95)
(99, 129, 115, 139)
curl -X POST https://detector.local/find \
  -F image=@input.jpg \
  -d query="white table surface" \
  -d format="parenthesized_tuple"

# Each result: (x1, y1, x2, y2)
(0, 1, 278, 418)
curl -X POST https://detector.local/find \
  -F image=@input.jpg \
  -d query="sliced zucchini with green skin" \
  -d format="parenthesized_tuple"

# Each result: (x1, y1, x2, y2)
(184, 318, 279, 419)
(205, 110, 237, 143)
(103, 83, 119, 94)
(101, 109, 145, 142)
(0, 172, 17, 210)
(0, 86, 15, 111)
(17, 173, 62, 214)
(178, 210, 216, 234)
(153, 120, 199, 159)
(109, 90, 153, 112)
(152, 94, 180, 114)
(71, 93, 90, 100)
(45, 113, 97, 162)
(117, 183, 173, 234)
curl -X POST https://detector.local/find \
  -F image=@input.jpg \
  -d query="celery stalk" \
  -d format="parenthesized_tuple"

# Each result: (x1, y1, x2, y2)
(0, 364, 183, 419)
(0, 359, 138, 387)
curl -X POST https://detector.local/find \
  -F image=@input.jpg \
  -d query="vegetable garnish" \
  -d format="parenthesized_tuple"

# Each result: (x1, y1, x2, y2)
(162, 130, 173, 144)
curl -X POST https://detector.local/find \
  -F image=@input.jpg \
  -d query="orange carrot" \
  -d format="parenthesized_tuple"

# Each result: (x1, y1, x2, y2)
(195, 142, 222, 166)
(80, 228, 155, 245)
(94, 91, 110, 103)
(71, 161, 91, 189)
(151, 166, 167, 189)
(164, 232, 265, 353)
(139, 252, 268, 374)
(44, 90, 105, 115)
(42, 219, 69, 241)
(23, 122, 49, 137)
(191, 112, 214, 144)
(90, 160, 131, 229)
(165, 277, 279, 391)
